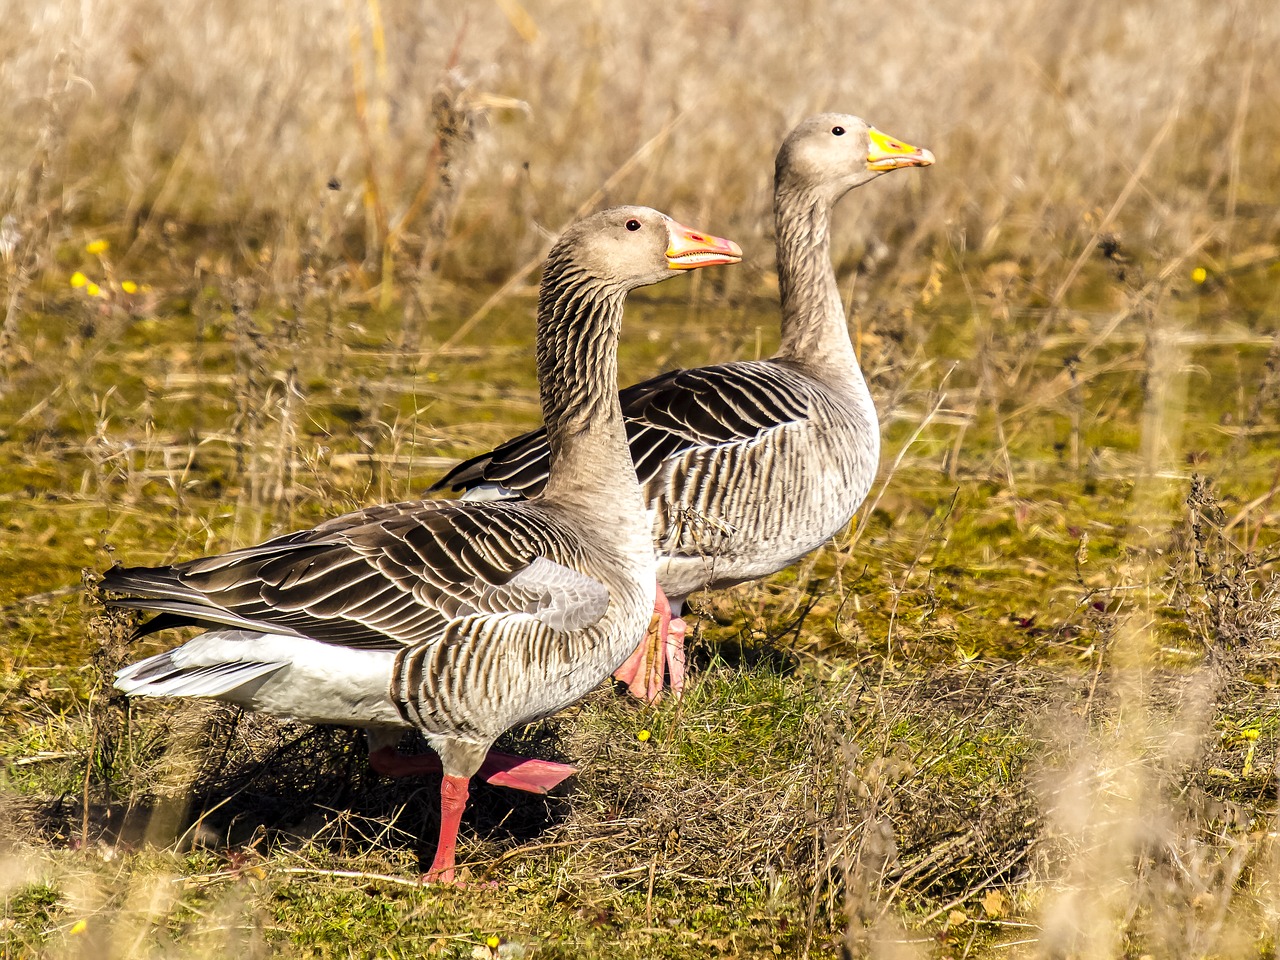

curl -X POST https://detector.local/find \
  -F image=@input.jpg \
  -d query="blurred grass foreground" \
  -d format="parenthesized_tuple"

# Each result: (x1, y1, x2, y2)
(2, 0, 1280, 957)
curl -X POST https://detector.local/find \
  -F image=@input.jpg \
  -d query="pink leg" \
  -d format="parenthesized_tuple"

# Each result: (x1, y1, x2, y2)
(369, 746, 576, 794)
(612, 587, 688, 703)
(663, 616, 687, 698)
(369, 745, 442, 778)
(611, 637, 656, 690)
(423, 774, 469, 884)
(613, 590, 670, 701)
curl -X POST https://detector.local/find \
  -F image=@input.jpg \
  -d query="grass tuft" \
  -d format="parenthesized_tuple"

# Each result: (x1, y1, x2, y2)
(3, 1, 1280, 956)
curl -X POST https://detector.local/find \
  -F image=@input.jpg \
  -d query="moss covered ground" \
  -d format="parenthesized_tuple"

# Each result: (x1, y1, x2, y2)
(3, 236, 1278, 957)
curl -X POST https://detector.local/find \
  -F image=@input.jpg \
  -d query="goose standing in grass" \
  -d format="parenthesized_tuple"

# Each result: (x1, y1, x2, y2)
(106, 206, 742, 884)
(433, 114, 934, 702)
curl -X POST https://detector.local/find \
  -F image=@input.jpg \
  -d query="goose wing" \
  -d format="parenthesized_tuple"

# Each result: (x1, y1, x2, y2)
(102, 500, 610, 650)
(431, 361, 811, 499)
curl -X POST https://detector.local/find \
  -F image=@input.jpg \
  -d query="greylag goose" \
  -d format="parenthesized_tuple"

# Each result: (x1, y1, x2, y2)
(106, 206, 742, 883)
(432, 115, 934, 702)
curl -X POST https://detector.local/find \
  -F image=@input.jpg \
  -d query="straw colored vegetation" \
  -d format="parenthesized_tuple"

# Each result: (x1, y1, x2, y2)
(2, 0, 1279, 956)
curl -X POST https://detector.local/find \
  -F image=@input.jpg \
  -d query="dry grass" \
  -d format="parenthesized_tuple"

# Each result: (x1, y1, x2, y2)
(2, 0, 1278, 309)
(3, 0, 1280, 957)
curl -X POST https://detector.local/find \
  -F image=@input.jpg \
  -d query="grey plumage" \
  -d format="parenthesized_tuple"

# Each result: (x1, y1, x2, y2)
(433, 115, 934, 630)
(109, 499, 647, 742)
(106, 206, 742, 880)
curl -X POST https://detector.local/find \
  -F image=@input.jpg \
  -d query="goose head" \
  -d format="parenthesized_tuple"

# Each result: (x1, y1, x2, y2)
(550, 206, 743, 291)
(775, 113, 934, 203)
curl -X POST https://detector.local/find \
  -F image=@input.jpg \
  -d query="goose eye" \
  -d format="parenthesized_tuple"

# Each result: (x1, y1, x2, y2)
(831, 126, 846, 136)
(625, 219, 642, 231)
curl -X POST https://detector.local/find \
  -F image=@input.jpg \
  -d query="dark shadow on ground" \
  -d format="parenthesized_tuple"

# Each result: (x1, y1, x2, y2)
(14, 708, 576, 877)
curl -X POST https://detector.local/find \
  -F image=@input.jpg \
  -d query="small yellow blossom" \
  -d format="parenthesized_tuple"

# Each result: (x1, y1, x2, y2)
(85, 239, 109, 255)
(120, 280, 139, 294)
(637, 729, 650, 742)
(70, 271, 88, 288)
(70, 919, 87, 935)
(1191, 266, 1207, 284)
(1242, 728, 1260, 741)
(486, 935, 501, 949)
(86, 282, 101, 297)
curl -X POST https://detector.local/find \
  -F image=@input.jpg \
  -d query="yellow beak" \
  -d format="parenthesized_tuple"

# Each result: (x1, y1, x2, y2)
(866, 127, 936, 172)
(665, 220, 743, 270)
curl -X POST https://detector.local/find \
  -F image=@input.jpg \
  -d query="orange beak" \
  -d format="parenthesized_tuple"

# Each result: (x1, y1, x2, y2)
(866, 127, 935, 172)
(665, 220, 743, 270)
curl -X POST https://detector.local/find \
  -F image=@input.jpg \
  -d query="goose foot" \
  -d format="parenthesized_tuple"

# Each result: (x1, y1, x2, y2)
(369, 747, 576, 794)
(613, 588, 687, 703)
(477, 752, 577, 794)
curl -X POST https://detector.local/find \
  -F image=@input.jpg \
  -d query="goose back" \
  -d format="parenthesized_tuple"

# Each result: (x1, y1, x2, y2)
(433, 358, 878, 599)
(431, 114, 932, 616)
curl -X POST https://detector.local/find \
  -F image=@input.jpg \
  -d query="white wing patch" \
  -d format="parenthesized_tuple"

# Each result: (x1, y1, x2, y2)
(482, 556, 610, 632)
(459, 483, 523, 502)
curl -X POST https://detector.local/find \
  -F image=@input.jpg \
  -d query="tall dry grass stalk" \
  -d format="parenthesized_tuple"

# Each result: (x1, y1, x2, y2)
(2, 2, 1278, 957)
(0, 0, 1275, 311)
(1031, 287, 1276, 957)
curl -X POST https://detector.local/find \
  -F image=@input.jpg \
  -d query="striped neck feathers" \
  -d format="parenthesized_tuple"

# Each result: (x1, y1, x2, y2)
(772, 186, 859, 380)
(534, 259, 637, 511)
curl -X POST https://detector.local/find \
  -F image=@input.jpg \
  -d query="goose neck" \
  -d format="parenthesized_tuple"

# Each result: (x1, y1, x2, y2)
(535, 266, 647, 537)
(772, 189, 859, 382)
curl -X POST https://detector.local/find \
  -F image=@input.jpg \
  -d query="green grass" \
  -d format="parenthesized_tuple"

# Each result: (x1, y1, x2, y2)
(3, 260, 1278, 956)
(4, 1, 1280, 954)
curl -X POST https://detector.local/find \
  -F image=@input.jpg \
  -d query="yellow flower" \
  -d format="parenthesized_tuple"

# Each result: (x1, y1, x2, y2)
(70, 919, 87, 935)
(70, 271, 88, 288)
(486, 935, 501, 949)
(637, 729, 650, 742)
(85, 239, 109, 255)
(1191, 266, 1207, 284)
(120, 280, 139, 294)
(86, 282, 101, 297)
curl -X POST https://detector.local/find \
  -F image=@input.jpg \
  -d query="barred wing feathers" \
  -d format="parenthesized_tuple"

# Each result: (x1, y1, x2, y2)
(432, 361, 813, 500)
(102, 500, 610, 651)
